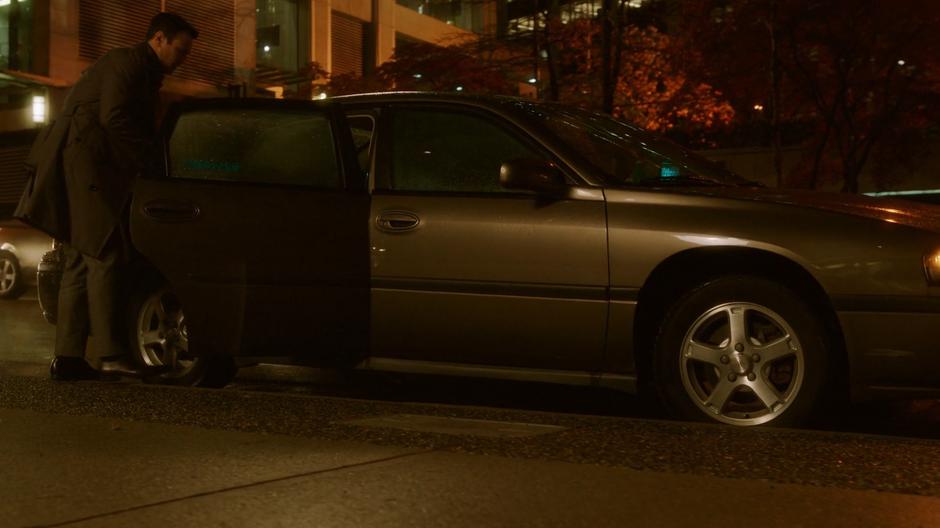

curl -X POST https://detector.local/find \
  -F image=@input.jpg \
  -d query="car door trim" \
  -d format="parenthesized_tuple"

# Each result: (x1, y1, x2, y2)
(372, 277, 628, 301)
(832, 294, 940, 313)
(356, 357, 637, 392)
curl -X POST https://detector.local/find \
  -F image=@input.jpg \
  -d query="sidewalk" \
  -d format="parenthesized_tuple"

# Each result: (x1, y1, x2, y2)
(3, 408, 938, 528)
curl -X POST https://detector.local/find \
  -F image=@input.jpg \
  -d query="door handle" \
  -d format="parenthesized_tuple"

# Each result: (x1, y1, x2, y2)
(142, 201, 201, 222)
(376, 211, 420, 232)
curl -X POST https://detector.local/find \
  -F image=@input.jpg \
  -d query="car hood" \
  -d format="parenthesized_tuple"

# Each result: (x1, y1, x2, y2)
(683, 187, 940, 234)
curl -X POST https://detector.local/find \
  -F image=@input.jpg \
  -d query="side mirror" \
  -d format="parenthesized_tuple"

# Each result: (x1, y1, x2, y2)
(499, 159, 566, 193)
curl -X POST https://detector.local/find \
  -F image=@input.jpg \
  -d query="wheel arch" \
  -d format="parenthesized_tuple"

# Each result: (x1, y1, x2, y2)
(128, 258, 174, 300)
(128, 261, 239, 388)
(632, 246, 848, 398)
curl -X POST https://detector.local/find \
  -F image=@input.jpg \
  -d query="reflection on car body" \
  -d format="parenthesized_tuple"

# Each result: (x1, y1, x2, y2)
(0, 219, 52, 299)
(36, 92, 940, 427)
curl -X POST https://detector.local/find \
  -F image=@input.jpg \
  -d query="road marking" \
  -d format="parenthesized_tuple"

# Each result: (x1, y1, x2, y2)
(343, 413, 568, 438)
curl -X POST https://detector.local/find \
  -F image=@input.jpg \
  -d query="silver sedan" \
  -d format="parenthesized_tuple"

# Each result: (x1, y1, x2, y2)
(35, 93, 940, 427)
(0, 219, 51, 300)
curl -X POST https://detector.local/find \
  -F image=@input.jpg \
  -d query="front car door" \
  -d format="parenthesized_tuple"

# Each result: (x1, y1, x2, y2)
(368, 103, 609, 372)
(131, 99, 370, 362)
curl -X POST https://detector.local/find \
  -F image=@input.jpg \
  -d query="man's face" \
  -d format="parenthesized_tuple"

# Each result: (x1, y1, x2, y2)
(150, 31, 193, 74)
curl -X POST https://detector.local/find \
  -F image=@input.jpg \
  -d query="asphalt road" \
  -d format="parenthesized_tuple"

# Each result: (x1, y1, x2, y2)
(3, 291, 940, 526)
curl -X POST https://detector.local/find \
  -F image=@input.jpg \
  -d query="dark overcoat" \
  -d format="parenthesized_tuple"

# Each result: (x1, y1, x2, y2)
(15, 42, 164, 258)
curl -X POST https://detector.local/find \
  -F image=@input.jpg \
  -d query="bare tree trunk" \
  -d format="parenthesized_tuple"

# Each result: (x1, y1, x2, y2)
(839, 68, 908, 193)
(840, 165, 859, 193)
(808, 98, 839, 190)
(786, 29, 847, 190)
(545, 0, 561, 101)
(600, 0, 614, 113)
(533, 0, 541, 97)
(611, 0, 626, 112)
(769, 0, 784, 187)
(840, 109, 897, 193)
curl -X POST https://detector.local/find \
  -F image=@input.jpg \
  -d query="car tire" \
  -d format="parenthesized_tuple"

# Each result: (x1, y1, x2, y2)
(653, 275, 828, 427)
(128, 280, 238, 388)
(0, 250, 26, 300)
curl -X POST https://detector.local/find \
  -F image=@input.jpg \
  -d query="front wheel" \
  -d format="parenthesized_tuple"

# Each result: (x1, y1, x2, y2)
(653, 276, 829, 427)
(130, 283, 238, 388)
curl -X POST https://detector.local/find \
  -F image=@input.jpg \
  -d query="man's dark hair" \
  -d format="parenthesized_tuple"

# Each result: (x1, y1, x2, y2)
(146, 12, 198, 41)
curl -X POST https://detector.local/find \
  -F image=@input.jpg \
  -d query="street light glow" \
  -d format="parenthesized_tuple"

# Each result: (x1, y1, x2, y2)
(456, 86, 463, 91)
(898, 59, 906, 66)
(528, 77, 537, 84)
(32, 95, 46, 124)
(263, 45, 271, 53)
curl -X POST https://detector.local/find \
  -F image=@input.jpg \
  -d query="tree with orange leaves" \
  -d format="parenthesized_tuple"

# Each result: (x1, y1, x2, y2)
(552, 21, 734, 133)
(323, 17, 734, 139)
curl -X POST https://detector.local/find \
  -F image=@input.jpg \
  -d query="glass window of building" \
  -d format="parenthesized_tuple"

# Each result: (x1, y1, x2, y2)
(256, 0, 311, 72)
(0, 0, 33, 71)
(396, 0, 484, 34)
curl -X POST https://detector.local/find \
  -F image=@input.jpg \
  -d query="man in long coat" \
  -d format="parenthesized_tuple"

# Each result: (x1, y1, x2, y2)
(16, 13, 197, 380)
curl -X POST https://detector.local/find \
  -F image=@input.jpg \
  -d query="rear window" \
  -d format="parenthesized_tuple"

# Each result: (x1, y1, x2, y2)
(168, 109, 341, 189)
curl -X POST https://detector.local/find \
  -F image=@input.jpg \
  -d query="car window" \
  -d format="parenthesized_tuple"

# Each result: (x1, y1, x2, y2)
(347, 114, 374, 178)
(390, 108, 547, 193)
(510, 101, 755, 187)
(168, 109, 341, 189)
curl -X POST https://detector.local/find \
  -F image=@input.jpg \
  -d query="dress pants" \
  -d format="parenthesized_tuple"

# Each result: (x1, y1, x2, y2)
(54, 229, 134, 365)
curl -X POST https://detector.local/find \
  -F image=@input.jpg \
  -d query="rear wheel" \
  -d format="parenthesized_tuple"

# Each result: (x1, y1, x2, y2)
(130, 283, 238, 388)
(653, 276, 828, 427)
(0, 250, 26, 300)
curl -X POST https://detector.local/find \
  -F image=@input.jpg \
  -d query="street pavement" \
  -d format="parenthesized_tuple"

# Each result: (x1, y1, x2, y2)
(2, 292, 940, 527)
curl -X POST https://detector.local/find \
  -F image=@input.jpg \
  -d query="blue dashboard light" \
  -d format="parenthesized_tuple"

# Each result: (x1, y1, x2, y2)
(661, 164, 680, 178)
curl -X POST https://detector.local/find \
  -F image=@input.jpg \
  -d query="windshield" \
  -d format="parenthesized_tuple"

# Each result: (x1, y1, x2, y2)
(509, 101, 756, 188)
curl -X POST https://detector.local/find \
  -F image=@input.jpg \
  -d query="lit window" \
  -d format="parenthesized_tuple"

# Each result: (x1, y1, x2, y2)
(256, 0, 310, 73)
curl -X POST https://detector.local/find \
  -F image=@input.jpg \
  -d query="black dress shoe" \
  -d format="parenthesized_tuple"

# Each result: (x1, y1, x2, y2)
(99, 356, 171, 377)
(50, 357, 100, 381)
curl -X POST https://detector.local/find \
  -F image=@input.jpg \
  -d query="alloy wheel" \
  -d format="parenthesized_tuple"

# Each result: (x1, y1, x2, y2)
(136, 289, 196, 377)
(679, 302, 804, 426)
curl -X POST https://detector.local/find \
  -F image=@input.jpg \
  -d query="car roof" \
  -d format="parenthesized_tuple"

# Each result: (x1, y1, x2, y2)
(328, 91, 548, 114)
(330, 91, 521, 104)
(169, 92, 537, 119)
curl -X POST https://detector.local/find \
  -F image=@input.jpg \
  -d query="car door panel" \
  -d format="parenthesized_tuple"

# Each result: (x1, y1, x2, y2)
(369, 104, 608, 371)
(370, 191, 608, 370)
(131, 100, 369, 360)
